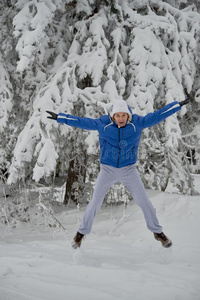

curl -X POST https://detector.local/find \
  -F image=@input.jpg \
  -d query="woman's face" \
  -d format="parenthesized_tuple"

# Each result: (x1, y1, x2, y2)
(113, 112, 129, 127)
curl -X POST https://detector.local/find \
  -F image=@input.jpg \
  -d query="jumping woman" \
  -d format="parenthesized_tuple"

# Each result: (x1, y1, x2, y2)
(47, 98, 189, 249)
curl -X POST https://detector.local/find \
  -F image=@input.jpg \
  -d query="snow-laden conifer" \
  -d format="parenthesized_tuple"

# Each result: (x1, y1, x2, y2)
(4, 0, 200, 197)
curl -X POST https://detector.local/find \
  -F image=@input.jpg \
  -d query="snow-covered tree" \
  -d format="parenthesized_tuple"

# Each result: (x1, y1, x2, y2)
(0, 4, 16, 178)
(3, 0, 200, 200)
(122, 0, 200, 193)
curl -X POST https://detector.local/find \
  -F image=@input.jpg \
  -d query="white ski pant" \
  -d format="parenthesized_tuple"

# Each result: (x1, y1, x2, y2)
(78, 164, 162, 235)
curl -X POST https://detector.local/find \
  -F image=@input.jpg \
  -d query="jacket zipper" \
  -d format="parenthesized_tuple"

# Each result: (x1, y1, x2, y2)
(117, 126, 121, 168)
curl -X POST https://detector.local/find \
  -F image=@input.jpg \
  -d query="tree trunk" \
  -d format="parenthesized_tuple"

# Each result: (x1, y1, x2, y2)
(63, 155, 86, 205)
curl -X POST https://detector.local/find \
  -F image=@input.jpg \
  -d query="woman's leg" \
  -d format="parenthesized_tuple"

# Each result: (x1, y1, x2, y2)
(120, 165, 162, 233)
(78, 164, 116, 235)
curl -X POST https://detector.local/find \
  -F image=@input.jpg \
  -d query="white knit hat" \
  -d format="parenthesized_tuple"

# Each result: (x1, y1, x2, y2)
(110, 100, 131, 119)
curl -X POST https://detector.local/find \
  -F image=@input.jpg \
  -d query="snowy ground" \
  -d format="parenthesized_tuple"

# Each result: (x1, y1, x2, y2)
(0, 175, 200, 300)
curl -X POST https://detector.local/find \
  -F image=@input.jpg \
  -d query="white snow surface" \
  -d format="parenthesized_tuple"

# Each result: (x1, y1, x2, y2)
(0, 177, 200, 300)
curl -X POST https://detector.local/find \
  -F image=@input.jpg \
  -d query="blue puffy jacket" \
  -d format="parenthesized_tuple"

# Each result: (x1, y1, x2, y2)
(57, 101, 181, 168)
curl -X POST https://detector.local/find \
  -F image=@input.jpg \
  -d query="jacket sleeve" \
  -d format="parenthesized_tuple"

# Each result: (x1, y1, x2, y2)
(57, 113, 102, 130)
(136, 101, 181, 129)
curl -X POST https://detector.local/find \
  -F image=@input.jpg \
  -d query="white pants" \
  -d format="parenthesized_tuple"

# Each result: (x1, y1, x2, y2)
(78, 164, 162, 235)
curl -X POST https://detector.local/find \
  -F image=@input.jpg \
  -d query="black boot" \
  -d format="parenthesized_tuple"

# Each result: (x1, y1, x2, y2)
(72, 232, 85, 249)
(154, 232, 172, 248)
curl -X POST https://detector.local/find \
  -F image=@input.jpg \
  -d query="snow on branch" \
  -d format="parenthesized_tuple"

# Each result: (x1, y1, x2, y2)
(125, 0, 199, 129)
(104, 26, 127, 102)
(0, 58, 13, 131)
(13, 0, 63, 72)
(8, 60, 79, 183)
(70, 9, 109, 87)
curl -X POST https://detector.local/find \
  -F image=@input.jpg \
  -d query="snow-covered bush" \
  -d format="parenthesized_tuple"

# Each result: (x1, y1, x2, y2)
(0, 184, 67, 231)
